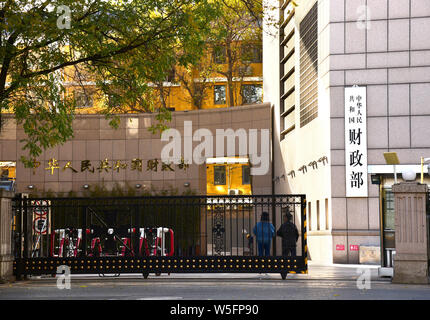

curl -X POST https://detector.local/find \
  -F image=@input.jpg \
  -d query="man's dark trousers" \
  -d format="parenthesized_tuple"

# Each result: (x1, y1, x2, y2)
(282, 246, 296, 256)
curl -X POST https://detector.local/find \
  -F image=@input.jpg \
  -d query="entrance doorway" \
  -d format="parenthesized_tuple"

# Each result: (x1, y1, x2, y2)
(381, 187, 395, 267)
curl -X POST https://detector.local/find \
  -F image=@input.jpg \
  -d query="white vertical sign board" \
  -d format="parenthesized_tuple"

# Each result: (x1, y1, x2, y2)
(345, 86, 368, 197)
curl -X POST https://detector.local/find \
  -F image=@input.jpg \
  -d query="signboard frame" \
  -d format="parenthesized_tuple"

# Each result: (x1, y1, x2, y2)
(345, 86, 368, 198)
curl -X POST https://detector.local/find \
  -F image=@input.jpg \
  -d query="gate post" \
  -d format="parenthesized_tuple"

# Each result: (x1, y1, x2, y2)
(0, 190, 15, 283)
(392, 182, 429, 284)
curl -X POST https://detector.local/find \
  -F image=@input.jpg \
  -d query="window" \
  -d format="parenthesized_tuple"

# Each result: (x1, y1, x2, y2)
(214, 166, 226, 185)
(241, 84, 262, 104)
(299, 3, 318, 127)
(213, 46, 226, 64)
(279, 1, 296, 140)
(325, 198, 329, 230)
(74, 89, 94, 108)
(316, 200, 320, 231)
(383, 189, 395, 231)
(214, 85, 226, 105)
(165, 67, 176, 83)
(308, 202, 312, 231)
(238, 65, 254, 77)
(73, 65, 92, 81)
(241, 44, 263, 63)
(242, 165, 251, 185)
(382, 188, 395, 263)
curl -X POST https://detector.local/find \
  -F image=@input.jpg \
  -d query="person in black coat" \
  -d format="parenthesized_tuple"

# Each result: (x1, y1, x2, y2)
(276, 212, 299, 256)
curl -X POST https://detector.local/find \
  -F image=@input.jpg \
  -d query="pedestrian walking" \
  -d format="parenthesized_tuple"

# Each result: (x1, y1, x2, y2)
(253, 212, 275, 256)
(276, 212, 299, 256)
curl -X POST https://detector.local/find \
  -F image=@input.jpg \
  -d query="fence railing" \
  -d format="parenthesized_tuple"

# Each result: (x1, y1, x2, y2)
(12, 194, 307, 278)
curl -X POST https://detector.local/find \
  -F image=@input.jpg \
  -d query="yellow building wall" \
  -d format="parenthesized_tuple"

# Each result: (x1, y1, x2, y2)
(57, 42, 262, 113)
(1, 42, 262, 114)
(0, 164, 16, 180)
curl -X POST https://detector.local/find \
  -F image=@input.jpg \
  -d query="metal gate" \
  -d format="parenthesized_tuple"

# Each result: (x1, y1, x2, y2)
(12, 194, 307, 279)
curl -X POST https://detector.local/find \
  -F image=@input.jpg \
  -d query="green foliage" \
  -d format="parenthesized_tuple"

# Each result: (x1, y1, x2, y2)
(0, 0, 220, 165)
(29, 181, 197, 198)
(148, 107, 172, 134)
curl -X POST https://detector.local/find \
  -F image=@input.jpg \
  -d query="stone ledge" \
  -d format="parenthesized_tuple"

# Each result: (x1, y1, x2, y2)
(0, 255, 14, 262)
(392, 182, 428, 193)
(392, 275, 429, 285)
(0, 276, 15, 284)
(0, 190, 15, 198)
(394, 254, 428, 262)
(331, 229, 380, 237)
(0, 260, 14, 283)
(392, 260, 429, 284)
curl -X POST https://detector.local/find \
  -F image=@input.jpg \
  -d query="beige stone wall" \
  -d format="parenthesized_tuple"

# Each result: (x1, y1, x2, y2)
(265, 0, 333, 263)
(0, 104, 271, 196)
(264, 0, 430, 264)
(328, 0, 430, 264)
(0, 190, 14, 282)
(392, 182, 429, 284)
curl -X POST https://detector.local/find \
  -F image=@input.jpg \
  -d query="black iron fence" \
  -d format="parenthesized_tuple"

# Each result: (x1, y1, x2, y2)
(12, 194, 307, 279)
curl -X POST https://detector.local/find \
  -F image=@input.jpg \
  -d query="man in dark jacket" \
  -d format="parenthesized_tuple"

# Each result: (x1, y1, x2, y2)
(276, 212, 299, 256)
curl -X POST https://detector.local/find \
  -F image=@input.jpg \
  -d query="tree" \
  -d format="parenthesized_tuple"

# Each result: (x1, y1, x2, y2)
(0, 0, 219, 166)
(207, 0, 263, 107)
(175, 61, 214, 110)
(238, 0, 298, 32)
(206, 0, 299, 107)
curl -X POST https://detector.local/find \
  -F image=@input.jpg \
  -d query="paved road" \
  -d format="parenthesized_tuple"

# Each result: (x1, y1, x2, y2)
(1, 264, 430, 300)
(2, 264, 426, 320)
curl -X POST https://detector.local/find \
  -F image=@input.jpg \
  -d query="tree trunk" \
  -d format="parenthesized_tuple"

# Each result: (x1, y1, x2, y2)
(225, 39, 235, 107)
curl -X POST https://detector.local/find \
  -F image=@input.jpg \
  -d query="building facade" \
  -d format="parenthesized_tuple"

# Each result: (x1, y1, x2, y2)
(2, 0, 430, 264)
(66, 44, 263, 114)
(264, 0, 430, 263)
(0, 103, 272, 197)
(0, 41, 264, 197)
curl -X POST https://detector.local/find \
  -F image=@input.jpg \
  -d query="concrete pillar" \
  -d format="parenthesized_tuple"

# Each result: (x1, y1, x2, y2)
(0, 190, 15, 282)
(392, 182, 429, 284)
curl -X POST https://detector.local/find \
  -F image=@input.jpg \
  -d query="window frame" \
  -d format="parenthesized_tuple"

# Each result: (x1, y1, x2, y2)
(241, 44, 263, 64)
(214, 85, 226, 105)
(214, 165, 226, 185)
(74, 89, 94, 108)
(213, 45, 226, 64)
(242, 165, 251, 185)
(241, 84, 263, 105)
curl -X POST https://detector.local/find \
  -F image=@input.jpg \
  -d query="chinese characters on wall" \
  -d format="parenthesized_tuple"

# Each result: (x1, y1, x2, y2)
(32, 158, 189, 175)
(345, 86, 368, 197)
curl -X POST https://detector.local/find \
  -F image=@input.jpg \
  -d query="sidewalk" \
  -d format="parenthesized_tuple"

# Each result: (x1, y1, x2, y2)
(294, 261, 385, 281)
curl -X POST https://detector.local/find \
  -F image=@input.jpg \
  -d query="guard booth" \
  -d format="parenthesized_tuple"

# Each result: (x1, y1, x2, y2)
(12, 194, 307, 279)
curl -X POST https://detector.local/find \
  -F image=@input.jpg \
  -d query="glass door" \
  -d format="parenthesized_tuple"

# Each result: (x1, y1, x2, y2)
(381, 187, 395, 267)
